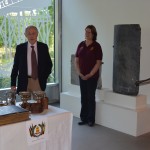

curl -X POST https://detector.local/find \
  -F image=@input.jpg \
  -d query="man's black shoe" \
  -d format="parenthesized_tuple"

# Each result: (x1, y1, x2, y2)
(78, 121, 87, 125)
(88, 122, 94, 127)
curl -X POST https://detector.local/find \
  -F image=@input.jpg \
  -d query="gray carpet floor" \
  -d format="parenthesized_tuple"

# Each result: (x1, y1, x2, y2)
(72, 117, 150, 150)
(51, 102, 150, 150)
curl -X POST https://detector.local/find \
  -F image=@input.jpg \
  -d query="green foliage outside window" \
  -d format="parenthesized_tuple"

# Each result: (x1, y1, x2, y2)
(0, 0, 54, 89)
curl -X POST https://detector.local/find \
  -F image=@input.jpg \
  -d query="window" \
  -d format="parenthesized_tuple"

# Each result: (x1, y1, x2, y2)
(0, 0, 55, 89)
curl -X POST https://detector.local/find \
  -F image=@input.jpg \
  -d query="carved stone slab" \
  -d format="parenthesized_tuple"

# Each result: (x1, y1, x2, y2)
(113, 24, 141, 96)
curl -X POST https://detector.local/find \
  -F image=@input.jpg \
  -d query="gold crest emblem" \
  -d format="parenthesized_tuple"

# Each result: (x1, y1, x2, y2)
(90, 47, 94, 51)
(80, 46, 84, 50)
(29, 122, 45, 137)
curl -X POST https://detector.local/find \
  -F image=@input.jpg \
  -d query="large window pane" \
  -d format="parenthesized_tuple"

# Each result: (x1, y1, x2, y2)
(0, 0, 55, 89)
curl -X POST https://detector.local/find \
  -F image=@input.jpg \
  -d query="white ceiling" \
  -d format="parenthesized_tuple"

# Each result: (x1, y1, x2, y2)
(0, 0, 51, 15)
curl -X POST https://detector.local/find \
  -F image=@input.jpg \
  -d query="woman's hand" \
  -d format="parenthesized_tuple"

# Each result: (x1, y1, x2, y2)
(81, 73, 92, 80)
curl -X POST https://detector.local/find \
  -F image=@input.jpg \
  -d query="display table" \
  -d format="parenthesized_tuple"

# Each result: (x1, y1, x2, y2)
(0, 105, 73, 150)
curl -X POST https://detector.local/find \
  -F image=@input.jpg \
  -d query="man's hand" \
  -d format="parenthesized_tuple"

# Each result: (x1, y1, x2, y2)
(11, 86, 16, 91)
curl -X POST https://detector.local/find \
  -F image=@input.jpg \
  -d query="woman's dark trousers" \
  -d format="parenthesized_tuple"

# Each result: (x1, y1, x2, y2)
(79, 77, 98, 123)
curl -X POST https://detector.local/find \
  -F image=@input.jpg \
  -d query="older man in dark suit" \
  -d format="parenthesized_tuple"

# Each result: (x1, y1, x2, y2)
(11, 25, 53, 93)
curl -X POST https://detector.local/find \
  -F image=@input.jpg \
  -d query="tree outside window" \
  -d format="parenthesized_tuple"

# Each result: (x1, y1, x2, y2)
(0, 0, 54, 89)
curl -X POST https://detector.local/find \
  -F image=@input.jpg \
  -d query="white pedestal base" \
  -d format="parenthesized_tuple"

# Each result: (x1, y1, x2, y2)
(60, 86, 150, 136)
(96, 101, 150, 136)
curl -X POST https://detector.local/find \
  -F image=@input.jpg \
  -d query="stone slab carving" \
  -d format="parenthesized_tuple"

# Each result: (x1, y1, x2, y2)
(113, 24, 141, 96)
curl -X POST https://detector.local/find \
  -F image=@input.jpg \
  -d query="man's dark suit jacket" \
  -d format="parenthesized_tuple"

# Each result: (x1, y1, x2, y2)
(11, 41, 53, 93)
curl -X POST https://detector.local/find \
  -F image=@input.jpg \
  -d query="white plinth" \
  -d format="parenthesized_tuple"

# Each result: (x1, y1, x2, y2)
(60, 86, 107, 118)
(96, 101, 150, 136)
(104, 90, 147, 110)
(60, 86, 150, 136)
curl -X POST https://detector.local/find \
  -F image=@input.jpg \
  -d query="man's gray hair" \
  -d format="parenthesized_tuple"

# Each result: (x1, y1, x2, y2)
(25, 25, 38, 34)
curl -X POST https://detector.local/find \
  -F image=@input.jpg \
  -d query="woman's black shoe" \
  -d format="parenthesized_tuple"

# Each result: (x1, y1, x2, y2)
(88, 122, 94, 127)
(78, 121, 87, 125)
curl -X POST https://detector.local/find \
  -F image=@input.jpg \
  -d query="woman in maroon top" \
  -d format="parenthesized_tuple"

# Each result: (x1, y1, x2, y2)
(75, 25, 103, 127)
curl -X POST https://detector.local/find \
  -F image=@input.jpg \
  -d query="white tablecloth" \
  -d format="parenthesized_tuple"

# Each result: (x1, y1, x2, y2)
(0, 105, 73, 150)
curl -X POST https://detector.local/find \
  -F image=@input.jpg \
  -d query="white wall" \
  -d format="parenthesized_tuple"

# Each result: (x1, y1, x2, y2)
(62, 0, 150, 103)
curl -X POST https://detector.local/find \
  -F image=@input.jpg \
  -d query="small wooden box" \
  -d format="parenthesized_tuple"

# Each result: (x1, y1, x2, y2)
(0, 105, 30, 126)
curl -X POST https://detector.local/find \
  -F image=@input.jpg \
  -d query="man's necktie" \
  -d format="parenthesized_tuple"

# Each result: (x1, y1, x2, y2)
(31, 46, 38, 80)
